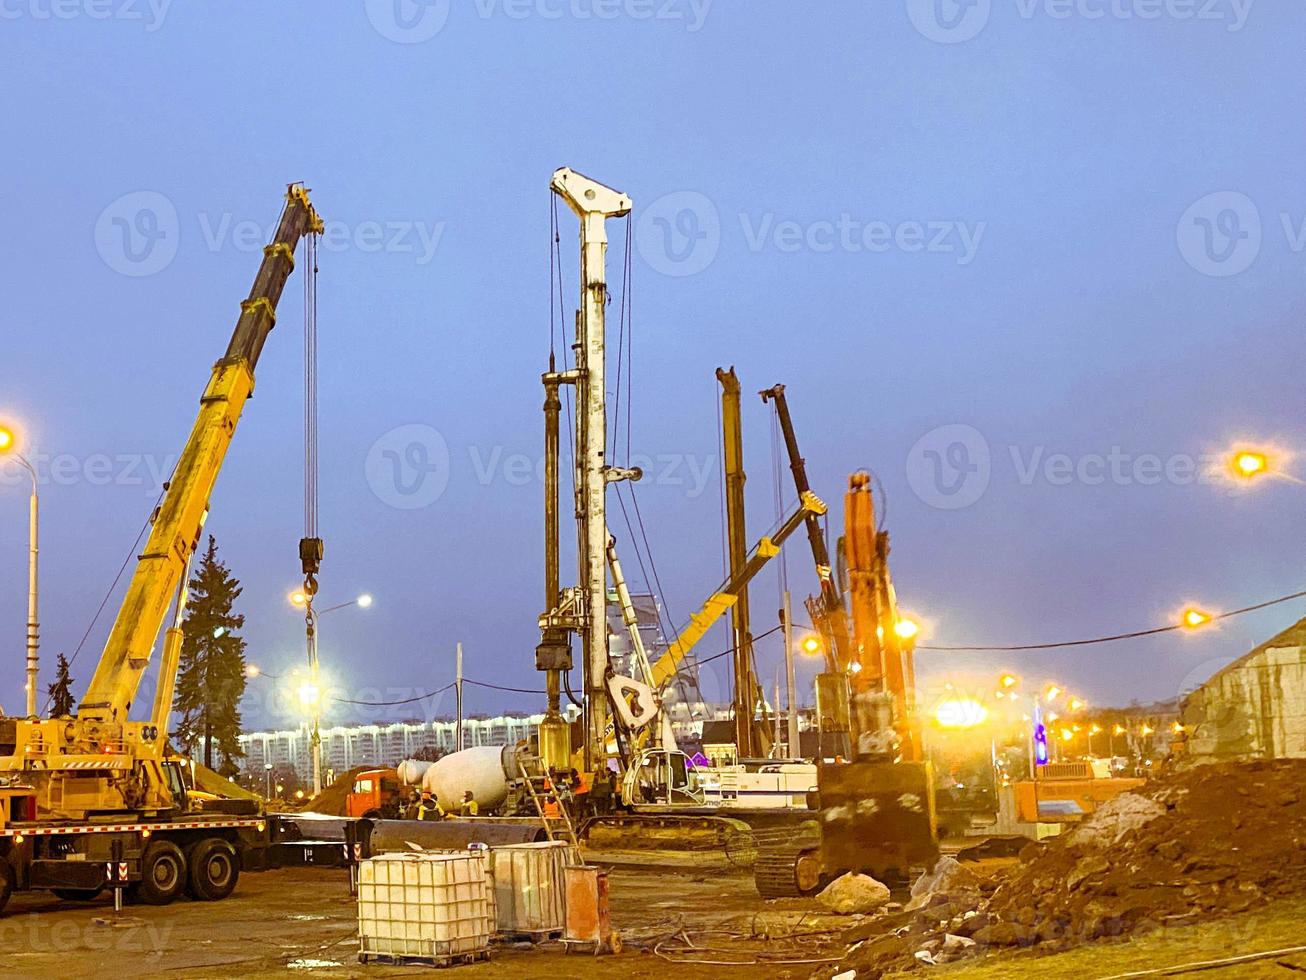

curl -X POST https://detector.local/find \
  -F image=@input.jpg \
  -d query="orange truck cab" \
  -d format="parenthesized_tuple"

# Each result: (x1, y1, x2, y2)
(346, 768, 404, 819)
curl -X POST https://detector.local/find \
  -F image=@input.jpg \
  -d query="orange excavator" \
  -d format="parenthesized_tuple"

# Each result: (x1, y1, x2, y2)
(754, 470, 938, 896)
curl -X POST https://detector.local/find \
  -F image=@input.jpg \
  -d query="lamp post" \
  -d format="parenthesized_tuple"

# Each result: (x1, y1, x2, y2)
(1, 425, 39, 718)
(287, 591, 372, 794)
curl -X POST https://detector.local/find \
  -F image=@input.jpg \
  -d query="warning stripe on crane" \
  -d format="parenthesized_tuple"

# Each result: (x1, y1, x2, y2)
(1, 818, 266, 838)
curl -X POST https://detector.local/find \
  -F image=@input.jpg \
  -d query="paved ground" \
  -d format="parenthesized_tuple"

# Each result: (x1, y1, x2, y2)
(1, 865, 843, 979)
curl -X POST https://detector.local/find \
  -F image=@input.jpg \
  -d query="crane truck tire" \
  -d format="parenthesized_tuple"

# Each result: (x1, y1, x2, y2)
(186, 838, 239, 901)
(0, 859, 13, 914)
(131, 840, 187, 905)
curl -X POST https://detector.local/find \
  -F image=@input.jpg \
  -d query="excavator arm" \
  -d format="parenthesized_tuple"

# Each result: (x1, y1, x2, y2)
(648, 490, 827, 692)
(79, 185, 323, 723)
(760, 384, 852, 674)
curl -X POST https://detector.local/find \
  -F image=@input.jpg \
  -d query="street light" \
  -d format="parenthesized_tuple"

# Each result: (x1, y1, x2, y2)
(1229, 449, 1270, 481)
(285, 591, 371, 796)
(800, 635, 823, 656)
(0, 423, 39, 718)
(1181, 608, 1213, 630)
(934, 697, 988, 729)
(893, 616, 920, 641)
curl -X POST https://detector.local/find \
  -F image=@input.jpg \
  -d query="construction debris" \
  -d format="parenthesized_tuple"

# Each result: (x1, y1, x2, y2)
(828, 759, 1306, 977)
(817, 873, 892, 915)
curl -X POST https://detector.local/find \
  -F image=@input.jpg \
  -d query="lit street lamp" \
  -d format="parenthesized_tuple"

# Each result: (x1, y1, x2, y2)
(1181, 607, 1213, 630)
(286, 590, 372, 796)
(1229, 449, 1270, 481)
(0, 424, 39, 718)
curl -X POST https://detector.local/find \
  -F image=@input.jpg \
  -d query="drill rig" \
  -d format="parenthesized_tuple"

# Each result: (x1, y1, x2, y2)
(0, 186, 323, 909)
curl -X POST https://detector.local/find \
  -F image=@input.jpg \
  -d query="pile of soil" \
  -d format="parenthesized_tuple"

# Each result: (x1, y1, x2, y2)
(302, 766, 375, 815)
(833, 758, 1306, 977)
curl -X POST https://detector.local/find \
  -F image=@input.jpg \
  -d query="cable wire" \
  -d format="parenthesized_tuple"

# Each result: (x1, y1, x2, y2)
(918, 588, 1306, 652)
(333, 683, 454, 707)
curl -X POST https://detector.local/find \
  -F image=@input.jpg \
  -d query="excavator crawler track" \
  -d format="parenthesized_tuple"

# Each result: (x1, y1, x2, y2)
(753, 841, 823, 898)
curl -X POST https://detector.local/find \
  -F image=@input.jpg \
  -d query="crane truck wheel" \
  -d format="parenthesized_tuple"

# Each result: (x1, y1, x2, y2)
(131, 840, 187, 905)
(186, 838, 239, 901)
(0, 860, 13, 914)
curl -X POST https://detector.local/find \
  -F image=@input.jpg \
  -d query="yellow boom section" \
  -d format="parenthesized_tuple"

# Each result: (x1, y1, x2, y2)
(79, 185, 322, 722)
(649, 490, 827, 691)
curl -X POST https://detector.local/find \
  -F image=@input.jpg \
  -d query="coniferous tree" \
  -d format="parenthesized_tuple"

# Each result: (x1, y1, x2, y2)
(47, 652, 75, 717)
(174, 536, 248, 773)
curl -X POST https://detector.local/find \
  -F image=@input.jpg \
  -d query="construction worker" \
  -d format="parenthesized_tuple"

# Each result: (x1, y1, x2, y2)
(417, 791, 444, 821)
(542, 791, 562, 821)
(459, 790, 479, 817)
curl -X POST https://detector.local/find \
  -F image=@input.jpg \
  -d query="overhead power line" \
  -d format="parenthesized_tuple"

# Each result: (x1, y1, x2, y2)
(918, 588, 1306, 653)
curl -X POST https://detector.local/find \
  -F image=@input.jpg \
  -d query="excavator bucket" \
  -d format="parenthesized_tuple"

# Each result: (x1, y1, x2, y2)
(817, 759, 939, 880)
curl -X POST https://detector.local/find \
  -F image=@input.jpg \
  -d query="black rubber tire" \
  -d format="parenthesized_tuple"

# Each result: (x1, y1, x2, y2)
(133, 840, 187, 905)
(754, 845, 822, 898)
(52, 888, 103, 902)
(186, 838, 239, 901)
(0, 860, 13, 914)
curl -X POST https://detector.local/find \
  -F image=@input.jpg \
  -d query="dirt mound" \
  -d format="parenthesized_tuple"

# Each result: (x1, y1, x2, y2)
(832, 759, 1306, 977)
(303, 766, 375, 815)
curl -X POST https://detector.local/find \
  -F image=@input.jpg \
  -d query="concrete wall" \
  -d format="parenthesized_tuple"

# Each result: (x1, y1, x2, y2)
(1183, 645, 1306, 759)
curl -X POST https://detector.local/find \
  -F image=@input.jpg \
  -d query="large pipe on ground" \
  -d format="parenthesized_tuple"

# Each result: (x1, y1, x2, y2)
(368, 819, 546, 853)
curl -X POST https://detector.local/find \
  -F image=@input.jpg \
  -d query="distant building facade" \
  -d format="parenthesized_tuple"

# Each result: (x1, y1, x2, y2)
(1182, 617, 1306, 759)
(239, 714, 547, 784)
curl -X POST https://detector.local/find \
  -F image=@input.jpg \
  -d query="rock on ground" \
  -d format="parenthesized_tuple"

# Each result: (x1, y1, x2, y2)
(817, 872, 892, 914)
(909, 855, 984, 910)
(1070, 791, 1166, 849)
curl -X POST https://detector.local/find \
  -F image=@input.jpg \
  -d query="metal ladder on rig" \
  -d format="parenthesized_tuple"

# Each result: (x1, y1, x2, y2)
(515, 748, 581, 859)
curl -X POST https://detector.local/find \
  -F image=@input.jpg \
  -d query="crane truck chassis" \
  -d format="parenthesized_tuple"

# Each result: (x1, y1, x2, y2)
(0, 772, 272, 911)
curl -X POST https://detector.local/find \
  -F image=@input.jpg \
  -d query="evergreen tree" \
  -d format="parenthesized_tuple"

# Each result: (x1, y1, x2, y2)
(174, 536, 248, 772)
(47, 652, 75, 717)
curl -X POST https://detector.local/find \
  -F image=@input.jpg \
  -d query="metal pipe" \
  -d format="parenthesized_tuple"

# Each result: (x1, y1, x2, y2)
(543, 372, 562, 716)
(718, 367, 759, 756)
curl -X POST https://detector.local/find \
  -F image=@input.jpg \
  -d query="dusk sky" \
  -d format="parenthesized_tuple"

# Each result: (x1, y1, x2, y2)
(2, 0, 1303, 734)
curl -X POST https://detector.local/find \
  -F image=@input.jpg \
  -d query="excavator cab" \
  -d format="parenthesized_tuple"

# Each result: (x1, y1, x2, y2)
(620, 747, 705, 808)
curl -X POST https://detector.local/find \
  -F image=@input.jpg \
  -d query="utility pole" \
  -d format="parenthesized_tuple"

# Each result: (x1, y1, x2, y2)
(23, 464, 38, 719)
(548, 168, 632, 772)
(782, 591, 800, 757)
(456, 642, 464, 752)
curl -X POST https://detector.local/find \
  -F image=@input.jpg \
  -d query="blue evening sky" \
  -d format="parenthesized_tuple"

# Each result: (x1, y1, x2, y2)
(1, 0, 1302, 731)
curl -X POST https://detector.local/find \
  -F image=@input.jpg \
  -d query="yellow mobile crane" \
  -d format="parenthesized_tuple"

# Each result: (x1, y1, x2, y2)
(0, 186, 323, 911)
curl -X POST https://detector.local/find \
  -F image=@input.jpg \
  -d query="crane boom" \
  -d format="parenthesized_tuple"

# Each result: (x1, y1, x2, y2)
(80, 185, 323, 722)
